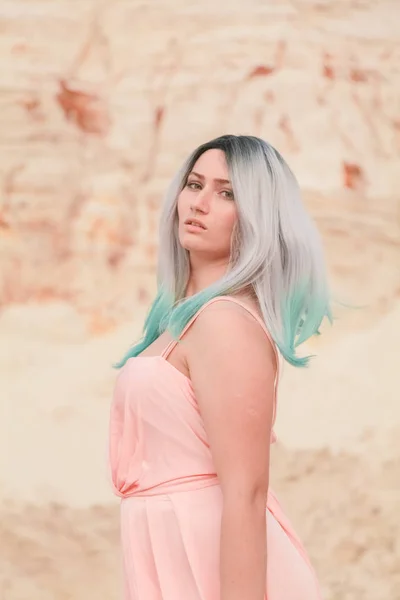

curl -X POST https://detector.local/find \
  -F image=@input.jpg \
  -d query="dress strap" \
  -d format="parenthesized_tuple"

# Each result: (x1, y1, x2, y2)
(161, 296, 281, 427)
(160, 298, 220, 360)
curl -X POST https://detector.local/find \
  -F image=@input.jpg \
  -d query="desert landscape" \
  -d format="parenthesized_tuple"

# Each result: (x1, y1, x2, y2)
(1, 0, 399, 599)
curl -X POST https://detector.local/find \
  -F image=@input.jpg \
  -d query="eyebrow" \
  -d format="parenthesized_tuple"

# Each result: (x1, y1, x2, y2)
(189, 171, 232, 185)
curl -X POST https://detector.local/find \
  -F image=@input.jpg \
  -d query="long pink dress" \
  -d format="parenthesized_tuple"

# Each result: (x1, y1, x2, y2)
(109, 296, 322, 600)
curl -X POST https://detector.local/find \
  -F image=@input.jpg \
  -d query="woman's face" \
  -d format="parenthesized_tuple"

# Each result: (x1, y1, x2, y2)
(177, 149, 238, 260)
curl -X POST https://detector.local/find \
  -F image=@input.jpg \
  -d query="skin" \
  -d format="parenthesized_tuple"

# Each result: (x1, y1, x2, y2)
(177, 148, 239, 296)
(175, 149, 276, 600)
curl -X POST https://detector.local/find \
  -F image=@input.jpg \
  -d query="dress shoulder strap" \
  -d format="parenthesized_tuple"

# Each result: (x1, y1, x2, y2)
(161, 296, 281, 426)
(160, 296, 227, 360)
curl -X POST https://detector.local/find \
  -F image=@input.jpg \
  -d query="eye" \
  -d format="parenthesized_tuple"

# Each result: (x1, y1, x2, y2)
(186, 181, 201, 190)
(221, 189, 234, 199)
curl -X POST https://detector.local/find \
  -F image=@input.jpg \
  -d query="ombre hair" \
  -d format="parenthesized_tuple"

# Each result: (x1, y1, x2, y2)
(116, 134, 332, 368)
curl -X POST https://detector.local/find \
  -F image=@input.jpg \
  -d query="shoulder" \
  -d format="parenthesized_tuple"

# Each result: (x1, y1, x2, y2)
(188, 297, 276, 373)
(186, 298, 277, 437)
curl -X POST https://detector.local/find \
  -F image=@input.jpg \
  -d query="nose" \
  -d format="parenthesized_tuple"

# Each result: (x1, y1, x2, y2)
(191, 186, 211, 214)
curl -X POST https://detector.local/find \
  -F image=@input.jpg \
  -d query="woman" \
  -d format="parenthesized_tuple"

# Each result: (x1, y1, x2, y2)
(109, 135, 331, 600)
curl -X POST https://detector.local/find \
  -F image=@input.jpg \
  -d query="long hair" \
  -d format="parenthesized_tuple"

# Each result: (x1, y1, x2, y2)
(115, 134, 332, 368)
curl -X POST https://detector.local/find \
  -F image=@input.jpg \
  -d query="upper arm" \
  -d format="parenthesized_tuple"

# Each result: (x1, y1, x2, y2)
(186, 301, 277, 499)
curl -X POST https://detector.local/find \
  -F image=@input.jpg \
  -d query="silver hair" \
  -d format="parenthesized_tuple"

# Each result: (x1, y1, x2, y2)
(156, 135, 331, 365)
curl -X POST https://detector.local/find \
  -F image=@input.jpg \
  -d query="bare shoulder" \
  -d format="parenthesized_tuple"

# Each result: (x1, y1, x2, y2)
(187, 297, 276, 375)
(186, 296, 277, 483)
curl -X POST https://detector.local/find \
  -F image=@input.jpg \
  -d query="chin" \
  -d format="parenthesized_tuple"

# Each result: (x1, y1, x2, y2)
(178, 233, 205, 251)
(180, 239, 202, 251)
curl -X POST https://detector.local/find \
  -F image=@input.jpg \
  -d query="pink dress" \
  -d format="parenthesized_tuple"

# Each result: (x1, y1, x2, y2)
(109, 296, 322, 600)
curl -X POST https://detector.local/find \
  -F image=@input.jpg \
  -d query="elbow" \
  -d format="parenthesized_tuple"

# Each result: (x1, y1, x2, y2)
(221, 480, 269, 511)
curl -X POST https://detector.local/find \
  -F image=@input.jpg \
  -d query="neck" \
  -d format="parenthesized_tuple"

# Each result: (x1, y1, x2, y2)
(184, 254, 230, 297)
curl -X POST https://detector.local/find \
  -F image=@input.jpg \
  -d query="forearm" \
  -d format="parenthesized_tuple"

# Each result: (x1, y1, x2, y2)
(220, 495, 267, 600)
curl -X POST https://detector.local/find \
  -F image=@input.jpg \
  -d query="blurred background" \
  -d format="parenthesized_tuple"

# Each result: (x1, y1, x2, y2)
(1, 0, 399, 598)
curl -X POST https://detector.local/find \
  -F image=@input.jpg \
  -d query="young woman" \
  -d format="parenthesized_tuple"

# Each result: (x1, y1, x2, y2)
(109, 135, 331, 600)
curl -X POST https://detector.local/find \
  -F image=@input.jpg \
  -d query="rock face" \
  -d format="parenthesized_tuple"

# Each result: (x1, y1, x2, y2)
(0, 0, 399, 323)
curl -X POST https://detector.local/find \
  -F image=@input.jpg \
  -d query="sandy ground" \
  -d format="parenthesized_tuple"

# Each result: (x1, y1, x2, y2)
(1, 301, 399, 600)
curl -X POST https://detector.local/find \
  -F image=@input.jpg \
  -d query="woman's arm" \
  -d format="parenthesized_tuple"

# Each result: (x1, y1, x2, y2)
(186, 301, 276, 600)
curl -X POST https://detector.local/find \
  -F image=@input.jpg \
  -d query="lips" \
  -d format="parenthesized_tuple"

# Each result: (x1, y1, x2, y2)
(184, 218, 207, 230)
